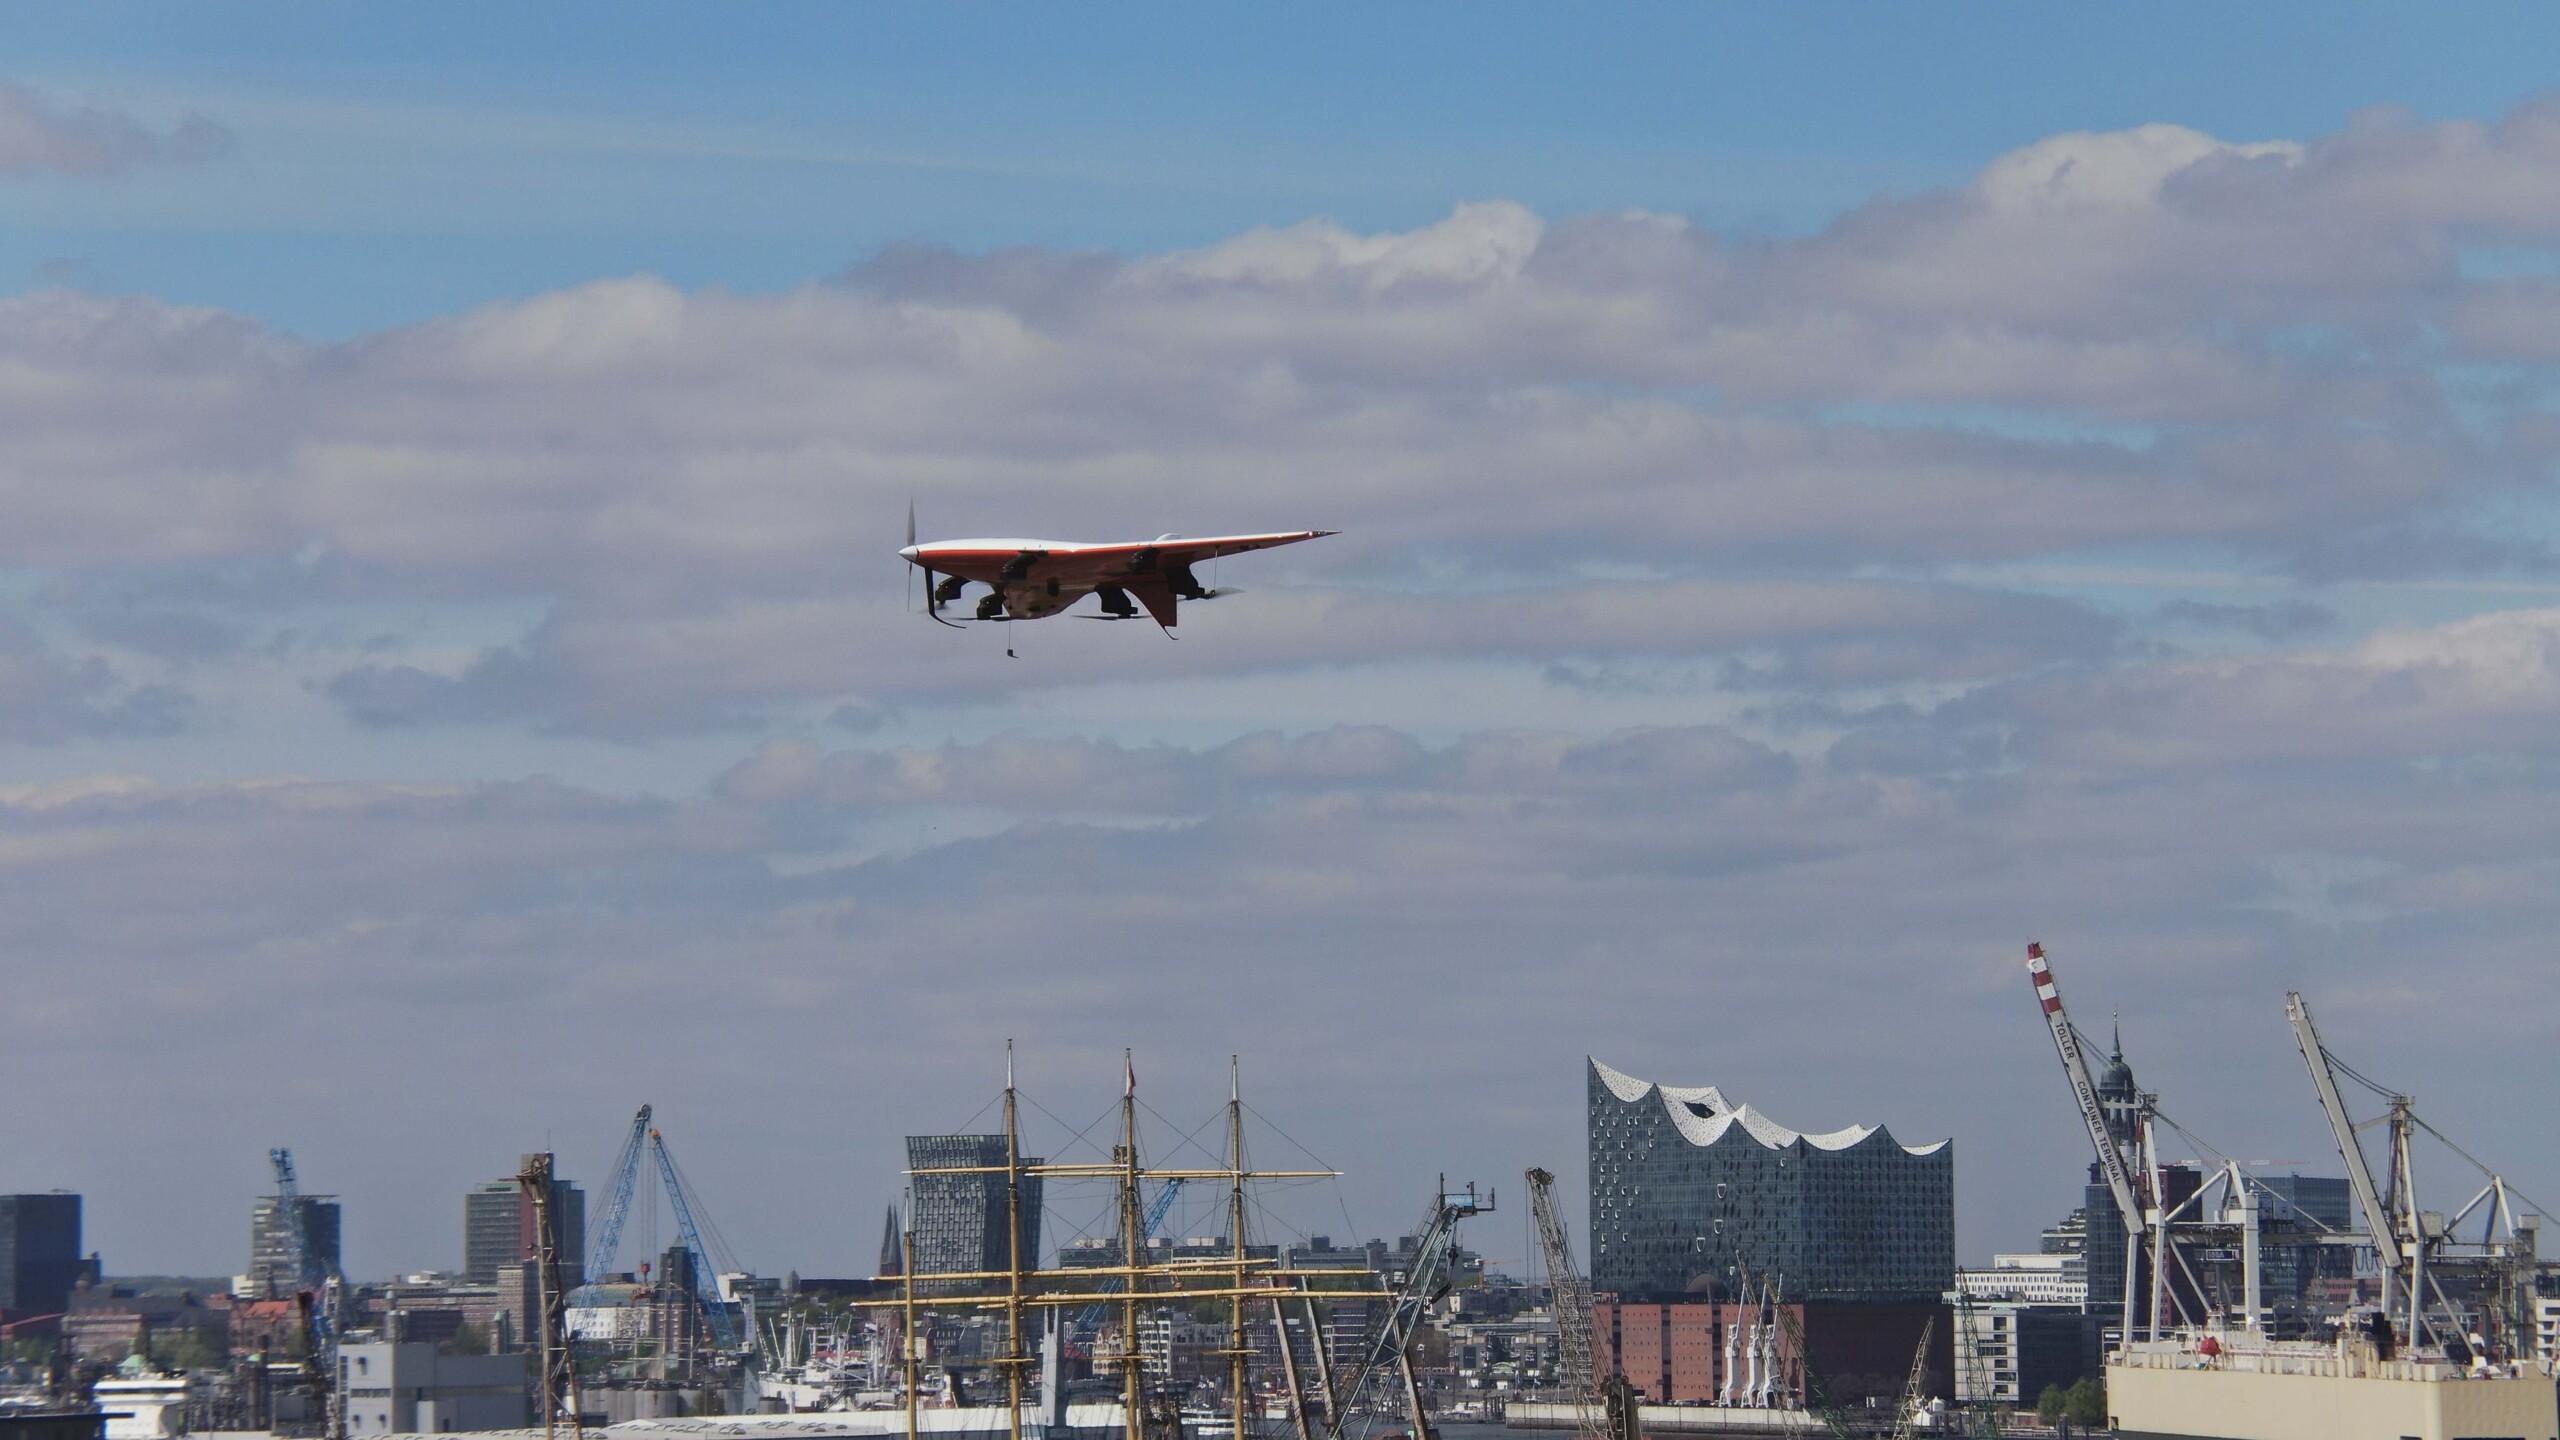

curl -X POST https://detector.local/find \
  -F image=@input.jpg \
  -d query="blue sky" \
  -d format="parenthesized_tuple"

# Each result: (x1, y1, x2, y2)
(10, 3, 2560, 334)
(5, 6, 2560, 1285)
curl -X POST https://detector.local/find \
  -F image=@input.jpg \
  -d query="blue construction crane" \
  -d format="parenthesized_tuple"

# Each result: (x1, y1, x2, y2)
(577, 1106, 745, 1354)
(268, 1148, 325, 1293)
(271, 1148, 345, 1440)
(581, 1106, 653, 1287)
(1075, 1178, 1185, 1329)
(649, 1127, 741, 1351)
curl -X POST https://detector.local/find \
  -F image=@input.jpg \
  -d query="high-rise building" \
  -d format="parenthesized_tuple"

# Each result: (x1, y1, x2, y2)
(905, 1135, 1043, 1294)
(1587, 1058, 1954, 1304)
(461, 1159, 584, 1286)
(0, 1193, 85, 1318)
(250, 1194, 344, 1296)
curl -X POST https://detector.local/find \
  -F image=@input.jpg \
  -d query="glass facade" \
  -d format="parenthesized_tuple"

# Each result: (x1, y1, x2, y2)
(0, 1193, 83, 1316)
(1587, 1060, 1953, 1304)
(905, 1135, 1044, 1295)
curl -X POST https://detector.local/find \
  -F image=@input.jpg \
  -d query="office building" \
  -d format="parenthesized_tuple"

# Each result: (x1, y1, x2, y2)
(905, 1135, 1043, 1294)
(461, 1158, 584, 1286)
(0, 1194, 85, 1319)
(1952, 1302, 2092, 1405)
(1587, 1059, 1954, 1304)
(249, 1194, 343, 1296)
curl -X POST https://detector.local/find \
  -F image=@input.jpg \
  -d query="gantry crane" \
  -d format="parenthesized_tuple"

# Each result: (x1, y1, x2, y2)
(2287, 991, 2545, 1357)
(1524, 1168, 1615, 1440)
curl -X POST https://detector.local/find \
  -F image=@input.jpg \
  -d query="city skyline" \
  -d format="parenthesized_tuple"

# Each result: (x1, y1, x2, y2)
(5, 5, 2560, 1283)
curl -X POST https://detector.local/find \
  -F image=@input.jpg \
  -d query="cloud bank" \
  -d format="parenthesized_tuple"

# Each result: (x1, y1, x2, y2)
(7, 100, 2560, 1276)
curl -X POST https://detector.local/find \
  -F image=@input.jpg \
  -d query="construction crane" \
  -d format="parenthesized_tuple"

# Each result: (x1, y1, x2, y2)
(1885, 1316, 1936, 1440)
(1328, 1179, 1491, 1440)
(582, 1106, 653, 1288)
(579, 1107, 746, 1355)
(1523, 1168, 1614, 1440)
(1074, 1178, 1186, 1330)
(270, 1148, 344, 1440)
(2026, 943, 2153, 1341)
(648, 1126, 742, 1352)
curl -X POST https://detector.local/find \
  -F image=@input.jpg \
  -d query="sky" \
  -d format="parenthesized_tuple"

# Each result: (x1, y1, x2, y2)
(7, 3, 2560, 1284)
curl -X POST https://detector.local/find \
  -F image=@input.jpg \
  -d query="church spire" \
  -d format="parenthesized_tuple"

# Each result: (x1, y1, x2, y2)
(878, 1202, 903, 1277)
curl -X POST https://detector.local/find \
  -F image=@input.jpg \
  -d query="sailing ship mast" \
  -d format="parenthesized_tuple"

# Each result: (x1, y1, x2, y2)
(890, 1048, 1393, 1440)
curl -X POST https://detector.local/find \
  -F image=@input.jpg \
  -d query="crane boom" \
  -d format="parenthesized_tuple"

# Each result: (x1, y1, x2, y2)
(583, 1105, 653, 1286)
(650, 1129, 742, 1352)
(1328, 1180, 1490, 1440)
(2026, 944, 2145, 1235)
(1075, 1178, 1186, 1328)
(269, 1148, 322, 1291)
(1525, 1169, 1607, 1440)
(2285, 993, 2403, 1272)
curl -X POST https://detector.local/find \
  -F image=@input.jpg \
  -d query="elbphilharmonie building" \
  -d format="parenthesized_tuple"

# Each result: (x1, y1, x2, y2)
(1588, 1058, 1954, 1304)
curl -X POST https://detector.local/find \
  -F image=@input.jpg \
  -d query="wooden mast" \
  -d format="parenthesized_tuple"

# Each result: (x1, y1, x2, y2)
(1228, 1057, 1251, 1440)
(1005, 1040, 1027, 1440)
(1120, 1050, 1147, 1440)
(903, 1227, 919, 1440)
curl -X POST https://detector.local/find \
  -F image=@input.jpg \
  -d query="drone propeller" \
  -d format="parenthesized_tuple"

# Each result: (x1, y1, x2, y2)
(908, 501, 965, 628)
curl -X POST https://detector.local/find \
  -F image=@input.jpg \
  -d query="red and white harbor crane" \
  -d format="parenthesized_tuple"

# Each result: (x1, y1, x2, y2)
(2025, 943, 2154, 1342)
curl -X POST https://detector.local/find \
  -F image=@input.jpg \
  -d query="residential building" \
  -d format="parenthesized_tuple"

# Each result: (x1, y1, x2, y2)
(0, 1194, 85, 1319)
(904, 1135, 1043, 1294)
(461, 1159, 584, 1287)
(249, 1194, 343, 1296)
(336, 1342, 528, 1434)
(1586, 1058, 1954, 1304)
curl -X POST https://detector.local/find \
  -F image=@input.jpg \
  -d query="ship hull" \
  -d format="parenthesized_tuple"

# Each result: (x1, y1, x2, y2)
(2109, 1353, 2558, 1440)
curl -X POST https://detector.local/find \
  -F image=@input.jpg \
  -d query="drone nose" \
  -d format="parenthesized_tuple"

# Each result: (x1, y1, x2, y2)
(898, 544, 921, 562)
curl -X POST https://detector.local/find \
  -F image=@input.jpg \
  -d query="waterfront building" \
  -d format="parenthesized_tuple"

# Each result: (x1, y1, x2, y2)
(248, 1193, 342, 1296)
(1586, 1058, 1954, 1304)
(0, 1194, 85, 1320)
(904, 1135, 1043, 1293)
(1592, 1296, 1946, 1407)
(461, 1158, 584, 1286)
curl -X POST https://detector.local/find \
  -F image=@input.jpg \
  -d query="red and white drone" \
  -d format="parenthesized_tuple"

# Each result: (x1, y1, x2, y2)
(900, 507, 1334, 633)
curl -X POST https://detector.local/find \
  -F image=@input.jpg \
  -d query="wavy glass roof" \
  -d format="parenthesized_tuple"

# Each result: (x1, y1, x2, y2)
(1591, 1057, 1949, 1156)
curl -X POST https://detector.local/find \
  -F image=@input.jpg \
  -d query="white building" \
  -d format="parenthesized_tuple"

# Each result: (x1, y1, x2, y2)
(1954, 1252, 2086, 1307)
(337, 1342, 528, 1434)
(1952, 1302, 2024, 1405)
